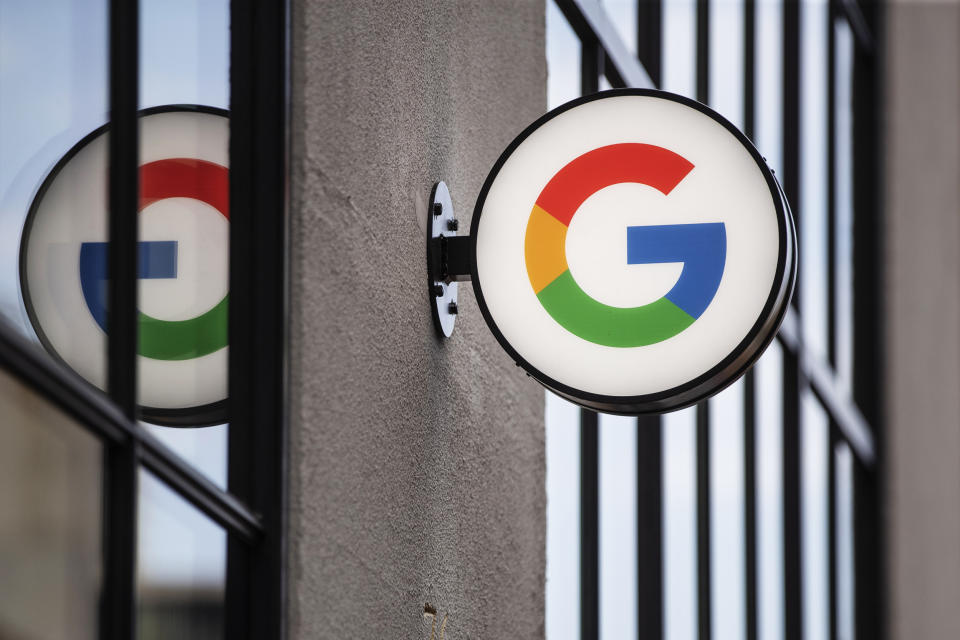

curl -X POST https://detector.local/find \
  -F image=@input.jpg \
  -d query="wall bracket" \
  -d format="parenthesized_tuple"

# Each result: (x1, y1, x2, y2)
(427, 181, 473, 337)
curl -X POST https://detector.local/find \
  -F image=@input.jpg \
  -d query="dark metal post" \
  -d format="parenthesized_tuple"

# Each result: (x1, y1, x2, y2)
(227, 0, 290, 638)
(695, 3, 712, 638)
(782, 2, 803, 639)
(102, 0, 139, 637)
(580, 408, 600, 640)
(636, 415, 663, 639)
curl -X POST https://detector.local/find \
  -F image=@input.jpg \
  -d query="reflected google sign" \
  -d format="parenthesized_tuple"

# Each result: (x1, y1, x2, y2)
(20, 107, 230, 426)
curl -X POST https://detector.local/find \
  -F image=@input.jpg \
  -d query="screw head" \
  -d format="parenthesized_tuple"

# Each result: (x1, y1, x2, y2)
(432, 202, 443, 217)
(446, 218, 459, 231)
(447, 301, 458, 315)
(432, 283, 444, 297)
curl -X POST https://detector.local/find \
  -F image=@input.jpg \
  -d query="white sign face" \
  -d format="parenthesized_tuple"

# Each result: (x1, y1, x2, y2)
(471, 90, 795, 414)
(20, 107, 230, 426)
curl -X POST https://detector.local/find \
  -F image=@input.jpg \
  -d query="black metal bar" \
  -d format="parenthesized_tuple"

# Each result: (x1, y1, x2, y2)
(781, 3, 803, 636)
(828, 429, 839, 640)
(577, 41, 601, 640)
(554, 0, 654, 89)
(827, 0, 838, 370)
(696, 0, 709, 104)
(100, 441, 137, 640)
(138, 427, 262, 542)
(636, 0, 662, 88)
(743, 371, 758, 640)
(743, 4, 758, 640)
(102, 0, 139, 637)
(227, 0, 290, 637)
(853, 459, 880, 640)
(107, 0, 139, 422)
(836, 0, 874, 53)
(695, 4, 711, 639)
(0, 321, 127, 444)
(851, 2, 885, 638)
(636, 415, 663, 639)
(777, 312, 875, 465)
(782, 352, 802, 640)
(580, 408, 600, 640)
(696, 402, 711, 640)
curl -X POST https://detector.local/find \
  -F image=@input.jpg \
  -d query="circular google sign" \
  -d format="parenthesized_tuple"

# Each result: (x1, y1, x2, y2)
(20, 106, 230, 426)
(471, 90, 796, 414)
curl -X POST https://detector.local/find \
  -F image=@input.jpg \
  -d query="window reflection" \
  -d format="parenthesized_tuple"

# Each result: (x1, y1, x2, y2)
(0, 365, 101, 640)
(800, 0, 829, 360)
(756, 341, 784, 640)
(137, 470, 225, 640)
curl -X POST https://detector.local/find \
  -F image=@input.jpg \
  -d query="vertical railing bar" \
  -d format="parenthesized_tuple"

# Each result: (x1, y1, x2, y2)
(227, 0, 290, 638)
(782, 1, 803, 639)
(743, 372, 758, 640)
(827, 0, 839, 370)
(578, 40, 602, 640)
(828, 428, 839, 640)
(635, 6, 663, 637)
(102, 0, 139, 637)
(696, 403, 712, 640)
(742, 2, 759, 639)
(850, 3, 884, 639)
(637, 415, 663, 640)
(581, 409, 600, 640)
(695, 3, 711, 639)
(637, 0, 662, 89)
(826, 3, 841, 638)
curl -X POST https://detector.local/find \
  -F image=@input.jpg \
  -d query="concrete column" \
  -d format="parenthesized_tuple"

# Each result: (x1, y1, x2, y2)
(884, 2, 960, 638)
(288, 2, 547, 638)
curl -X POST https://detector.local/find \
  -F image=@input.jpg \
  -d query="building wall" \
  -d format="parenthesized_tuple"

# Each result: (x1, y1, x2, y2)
(287, 1, 547, 638)
(884, 2, 960, 638)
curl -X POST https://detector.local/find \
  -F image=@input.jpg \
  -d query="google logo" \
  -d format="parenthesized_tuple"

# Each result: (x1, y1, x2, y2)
(21, 107, 232, 426)
(525, 142, 725, 348)
(470, 90, 795, 413)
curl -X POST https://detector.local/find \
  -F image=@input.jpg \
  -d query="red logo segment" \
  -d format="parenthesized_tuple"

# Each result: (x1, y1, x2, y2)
(534, 143, 694, 226)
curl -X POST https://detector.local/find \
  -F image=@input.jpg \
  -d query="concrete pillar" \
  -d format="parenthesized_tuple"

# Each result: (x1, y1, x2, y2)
(288, 2, 547, 637)
(884, 2, 960, 637)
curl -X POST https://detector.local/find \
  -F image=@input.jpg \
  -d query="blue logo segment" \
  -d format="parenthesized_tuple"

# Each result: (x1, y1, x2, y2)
(78, 241, 178, 331)
(626, 223, 726, 319)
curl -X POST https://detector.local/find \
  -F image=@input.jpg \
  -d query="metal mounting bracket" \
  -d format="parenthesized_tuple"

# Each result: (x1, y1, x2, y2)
(427, 181, 473, 338)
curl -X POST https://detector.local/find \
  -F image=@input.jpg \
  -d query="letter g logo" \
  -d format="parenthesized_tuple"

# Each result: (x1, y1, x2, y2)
(524, 143, 726, 347)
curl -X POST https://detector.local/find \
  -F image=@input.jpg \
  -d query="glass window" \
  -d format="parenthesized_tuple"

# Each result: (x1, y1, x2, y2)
(709, 0, 745, 129)
(547, 0, 582, 110)
(599, 413, 638, 640)
(0, 366, 102, 640)
(835, 443, 855, 640)
(0, 0, 109, 384)
(800, 0, 829, 359)
(545, 392, 581, 640)
(600, 0, 639, 56)
(138, 470, 226, 640)
(709, 381, 746, 640)
(801, 389, 829, 640)
(834, 18, 855, 391)
(756, 341, 784, 640)
(755, 0, 783, 175)
(663, 407, 697, 640)
(137, 0, 230, 482)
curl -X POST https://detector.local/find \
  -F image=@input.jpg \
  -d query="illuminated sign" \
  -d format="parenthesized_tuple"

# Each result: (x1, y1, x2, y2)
(20, 106, 229, 426)
(469, 89, 795, 414)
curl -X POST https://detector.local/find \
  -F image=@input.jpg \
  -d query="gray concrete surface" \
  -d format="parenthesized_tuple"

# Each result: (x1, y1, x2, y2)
(884, 2, 960, 638)
(287, 2, 547, 638)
